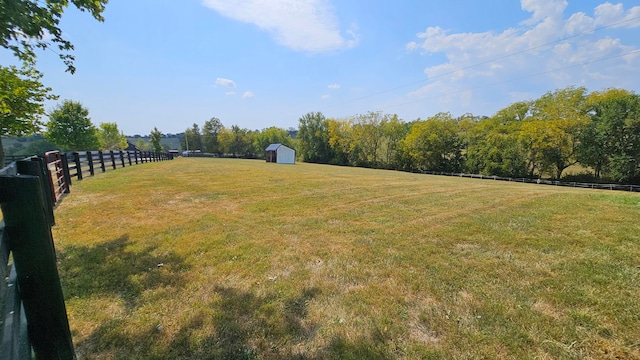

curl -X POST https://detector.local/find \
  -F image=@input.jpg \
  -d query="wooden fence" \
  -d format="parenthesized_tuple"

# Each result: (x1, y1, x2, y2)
(0, 150, 172, 359)
(415, 170, 640, 192)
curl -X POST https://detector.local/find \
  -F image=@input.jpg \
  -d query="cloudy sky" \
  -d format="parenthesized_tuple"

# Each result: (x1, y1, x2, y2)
(3, 0, 639, 135)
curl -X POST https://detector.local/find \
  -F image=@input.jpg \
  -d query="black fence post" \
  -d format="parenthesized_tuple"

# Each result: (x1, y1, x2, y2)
(87, 151, 95, 176)
(110, 151, 117, 170)
(127, 151, 132, 166)
(17, 159, 55, 226)
(0, 176, 76, 360)
(73, 152, 83, 180)
(60, 153, 72, 191)
(109, 150, 116, 170)
(98, 151, 106, 173)
(119, 151, 125, 168)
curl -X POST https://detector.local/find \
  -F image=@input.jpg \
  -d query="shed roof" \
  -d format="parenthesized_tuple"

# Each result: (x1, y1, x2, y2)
(265, 143, 282, 151)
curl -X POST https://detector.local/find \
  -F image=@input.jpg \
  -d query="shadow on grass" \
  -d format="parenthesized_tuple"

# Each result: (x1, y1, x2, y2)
(165, 286, 393, 360)
(58, 235, 190, 309)
(57, 237, 395, 359)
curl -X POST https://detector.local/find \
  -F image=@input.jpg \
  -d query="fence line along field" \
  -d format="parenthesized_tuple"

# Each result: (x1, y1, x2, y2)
(52, 158, 640, 359)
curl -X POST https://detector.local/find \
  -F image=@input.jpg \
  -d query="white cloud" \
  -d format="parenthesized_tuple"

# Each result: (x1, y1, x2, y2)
(242, 91, 255, 99)
(594, 2, 640, 27)
(321, 94, 331, 100)
(328, 83, 341, 89)
(225, 91, 236, 96)
(202, 0, 359, 52)
(215, 78, 237, 87)
(406, 0, 640, 114)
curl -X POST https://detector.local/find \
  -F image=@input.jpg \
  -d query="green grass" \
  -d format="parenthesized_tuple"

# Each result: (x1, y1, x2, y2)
(51, 158, 640, 359)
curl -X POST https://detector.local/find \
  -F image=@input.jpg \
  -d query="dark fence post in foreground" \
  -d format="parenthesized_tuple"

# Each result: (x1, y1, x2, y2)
(60, 153, 72, 190)
(98, 152, 106, 173)
(86, 151, 94, 176)
(0, 176, 76, 360)
(109, 151, 116, 170)
(17, 159, 55, 227)
(72, 152, 83, 180)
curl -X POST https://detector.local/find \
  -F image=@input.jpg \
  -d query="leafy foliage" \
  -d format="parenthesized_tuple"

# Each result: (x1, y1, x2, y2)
(45, 100, 99, 150)
(0, 0, 108, 73)
(298, 112, 333, 163)
(149, 127, 162, 153)
(181, 123, 202, 151)
(98, 122, 127, 150)
(578, 89, 640, 182)
(521, 86, 589, 179)
(0, 65, 57, 164)
(403, 112, 463, 172)
(202, 117, 223, 154)
(253, 126, 295, 157)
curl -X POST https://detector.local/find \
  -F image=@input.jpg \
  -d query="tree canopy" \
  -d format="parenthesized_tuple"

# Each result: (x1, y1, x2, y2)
(294, 86, 640, 184)
(1, 0, 108, 73)
(0, 65, 56, 164)
(149, 127, 163, 153)
(98, 122, 127, 150)
(45, 100, 99, 150)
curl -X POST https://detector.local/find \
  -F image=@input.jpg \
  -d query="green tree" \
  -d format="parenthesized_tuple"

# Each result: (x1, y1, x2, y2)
(1, 0, 108, 73)
(350, 112, 387, 167)
(578, 89, 640, 182)
(202, 117, 223, 154)
(327, 118, 354, 166)
(45, 100, 99, 150)
(465, 116, 528, 177)
(465, 103, 531, 177)
(229, 125, 251, 157)
(298, 112, 332, 163)
(0, 65, 57, 164)
(149, 127, 163, 153)
(98, 122, 127, 150)
(181, 123, 202, 151)
(217, 127, 232, 155)
(254, 126, 294, 158)
(521, 87, 588, 179)
(136, 138, 149, 151)
(402, 112, 463, 172)
(381, 114, 408, 168)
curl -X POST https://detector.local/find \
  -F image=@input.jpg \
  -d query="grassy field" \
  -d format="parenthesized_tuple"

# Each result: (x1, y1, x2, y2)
(51, 158, 640, 359)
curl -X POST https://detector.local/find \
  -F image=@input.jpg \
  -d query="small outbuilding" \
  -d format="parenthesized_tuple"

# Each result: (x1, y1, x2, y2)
(265, 143, 295, 164)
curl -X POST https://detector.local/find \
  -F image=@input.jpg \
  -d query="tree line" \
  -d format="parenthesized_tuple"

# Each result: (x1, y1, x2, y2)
(180, 119, 296, 159)
(297, 87, 640, 184)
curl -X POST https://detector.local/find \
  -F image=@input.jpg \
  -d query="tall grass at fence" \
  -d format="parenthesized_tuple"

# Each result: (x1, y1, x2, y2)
(52, 158, 640, 359)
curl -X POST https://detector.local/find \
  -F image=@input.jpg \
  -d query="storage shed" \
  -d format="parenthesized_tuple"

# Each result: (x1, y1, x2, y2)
(265, 143, 295, 164)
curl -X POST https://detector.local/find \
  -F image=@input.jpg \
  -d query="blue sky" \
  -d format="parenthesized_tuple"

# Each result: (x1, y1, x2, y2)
(3, 0, 640, 136)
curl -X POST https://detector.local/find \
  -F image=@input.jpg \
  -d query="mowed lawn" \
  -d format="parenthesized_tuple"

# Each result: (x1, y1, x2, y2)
(52, 158, 640, 359)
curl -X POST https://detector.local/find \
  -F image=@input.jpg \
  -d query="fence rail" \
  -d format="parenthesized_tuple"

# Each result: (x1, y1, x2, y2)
(0, 149, 173, 359)
(416, 170, 640, 192)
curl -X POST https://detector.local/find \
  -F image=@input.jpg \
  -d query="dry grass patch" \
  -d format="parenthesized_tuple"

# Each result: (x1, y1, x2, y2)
(51, 158, 640, 359)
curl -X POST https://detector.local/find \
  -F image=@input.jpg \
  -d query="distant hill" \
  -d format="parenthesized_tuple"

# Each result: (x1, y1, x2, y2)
(126, 136, 182, 151)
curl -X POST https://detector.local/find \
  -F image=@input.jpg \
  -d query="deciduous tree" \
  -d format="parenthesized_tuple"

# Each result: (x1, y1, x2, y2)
(0, 65, 56, 164)
(254, 126, 294, 158)
(44, 100, 99, 150)
(149, 127, 163, 153)
(403, 112, 463, 172)
(298, 112, 332, 163)
(1, 0, 108, 73)
(202, 117, 223, 154)
(181, 123, 202, 151)
(98, 122, 127, 150)
(579, 89, 640, 182)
